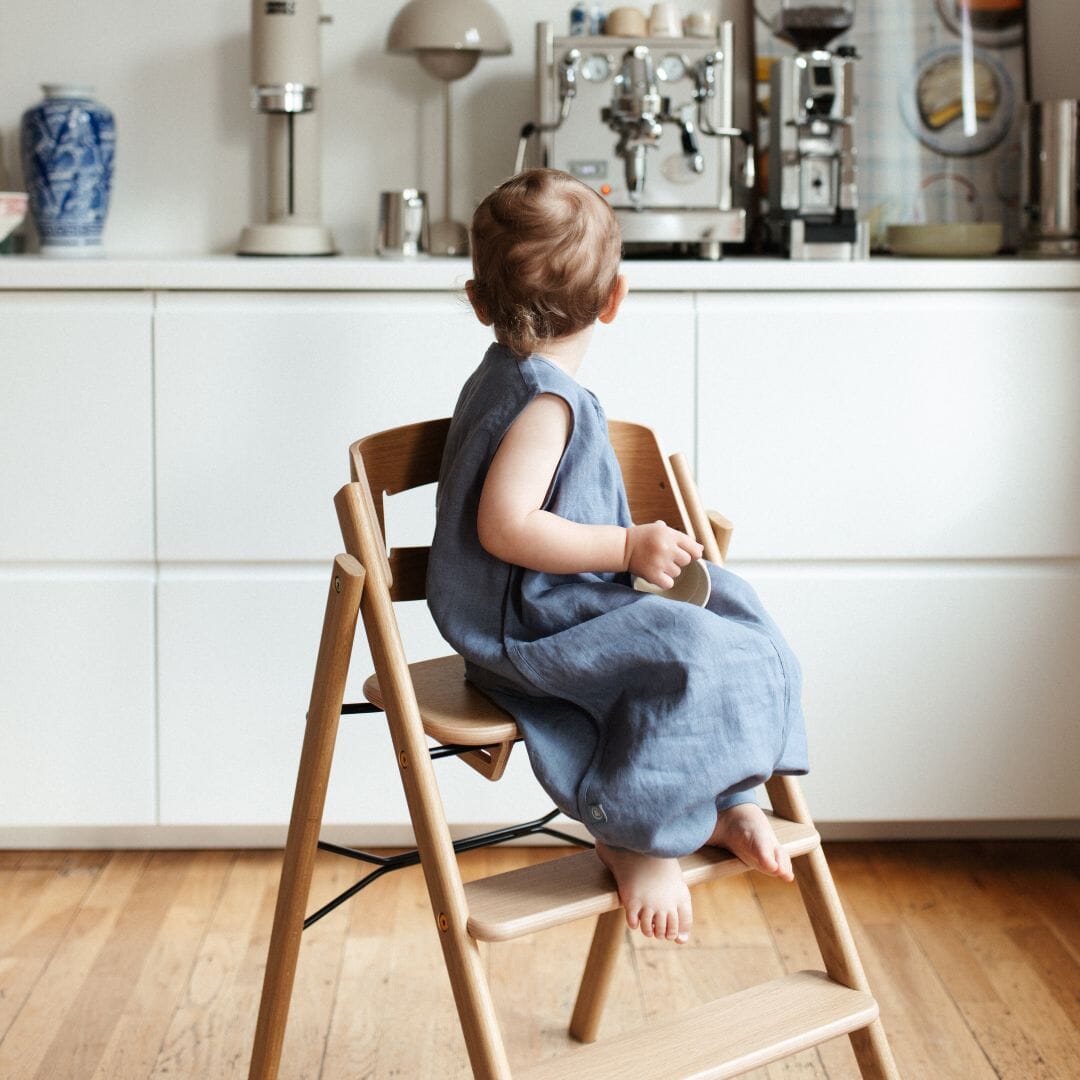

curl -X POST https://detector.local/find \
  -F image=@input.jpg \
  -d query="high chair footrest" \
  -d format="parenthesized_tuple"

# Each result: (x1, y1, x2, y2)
(516, 970, 878, 1080)
(465, 812, 819, 942)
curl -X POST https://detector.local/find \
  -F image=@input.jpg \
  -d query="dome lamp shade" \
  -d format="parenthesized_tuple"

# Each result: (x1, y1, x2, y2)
(387, 0, 511, 82)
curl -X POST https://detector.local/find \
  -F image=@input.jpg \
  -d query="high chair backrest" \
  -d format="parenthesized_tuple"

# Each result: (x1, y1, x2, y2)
(347, 416, 695, 604)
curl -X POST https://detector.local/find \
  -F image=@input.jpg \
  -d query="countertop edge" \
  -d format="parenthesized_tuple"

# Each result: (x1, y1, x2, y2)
(1, 254, 1079, 291)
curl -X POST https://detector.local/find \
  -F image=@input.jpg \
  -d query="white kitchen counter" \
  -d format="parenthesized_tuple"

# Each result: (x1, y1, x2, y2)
(1, 253, 1079, 291)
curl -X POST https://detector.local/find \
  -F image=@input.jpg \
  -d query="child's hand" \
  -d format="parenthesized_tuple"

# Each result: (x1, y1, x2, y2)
(624, 521, 704, 590)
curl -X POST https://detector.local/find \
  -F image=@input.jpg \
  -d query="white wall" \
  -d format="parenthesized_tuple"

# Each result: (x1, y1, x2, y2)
(0, 1, 591, 255)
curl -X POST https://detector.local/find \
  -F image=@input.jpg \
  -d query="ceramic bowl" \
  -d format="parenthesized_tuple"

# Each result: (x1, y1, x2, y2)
(633, 557, 712, 606)
(887, 222, 1003, 257)
(0, 192, 28, 244)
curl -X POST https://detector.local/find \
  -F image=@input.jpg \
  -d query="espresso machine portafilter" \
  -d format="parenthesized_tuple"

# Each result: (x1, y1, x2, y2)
(238, 0, 336, 256)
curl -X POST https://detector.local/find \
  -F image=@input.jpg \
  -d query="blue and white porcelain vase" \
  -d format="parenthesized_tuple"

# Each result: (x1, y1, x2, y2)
(20, 84, 116, 255)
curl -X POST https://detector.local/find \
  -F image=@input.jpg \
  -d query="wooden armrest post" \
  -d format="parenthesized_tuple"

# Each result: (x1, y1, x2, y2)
(668, 453, 724, 564)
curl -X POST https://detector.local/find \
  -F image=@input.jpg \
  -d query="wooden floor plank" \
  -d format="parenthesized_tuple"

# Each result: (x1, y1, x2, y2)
(88, 851, 235, 1080)
(32, 851, 191, 1080)
(0, 862, 103, 1039)
(276, 849, 361, 1080)
(0, 852, 148, 1080)
(148, 851, 279, 1079)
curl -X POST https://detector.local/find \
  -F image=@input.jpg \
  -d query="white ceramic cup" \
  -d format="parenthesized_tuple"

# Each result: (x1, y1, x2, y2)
(648, 1, 684, 37)
(684, 10, 718, 38)
(632, 557, 712, 606)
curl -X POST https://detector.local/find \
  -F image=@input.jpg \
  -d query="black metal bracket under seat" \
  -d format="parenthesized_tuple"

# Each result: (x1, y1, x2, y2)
(304, 702, 594, 931)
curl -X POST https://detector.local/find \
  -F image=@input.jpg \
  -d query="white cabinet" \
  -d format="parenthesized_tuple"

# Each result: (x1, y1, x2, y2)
(153, 292, 695, 561)
(0, 294, 156, 831)
(153, 291, 696, 826)
(700, 292, 1080, 822)
(2, 281, 1075, 838)
(748, 567, 1080, 822)
(697, 292, 1080, 560)
(0, 576, 156, 826)
(156, 574, 551, 827)
(0, 294, 154, 560)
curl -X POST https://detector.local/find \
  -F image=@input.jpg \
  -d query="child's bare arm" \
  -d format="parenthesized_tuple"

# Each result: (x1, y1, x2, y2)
(477, 394, 702, 585)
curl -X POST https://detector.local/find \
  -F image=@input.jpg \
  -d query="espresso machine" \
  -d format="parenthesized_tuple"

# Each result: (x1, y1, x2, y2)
(238, 0, 336, 256)
(767, 0, 867, 259)
(527, 21, 754, 258)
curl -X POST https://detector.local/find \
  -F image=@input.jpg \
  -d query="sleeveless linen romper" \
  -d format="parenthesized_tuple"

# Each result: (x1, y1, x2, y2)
(427, 344, 808, 858)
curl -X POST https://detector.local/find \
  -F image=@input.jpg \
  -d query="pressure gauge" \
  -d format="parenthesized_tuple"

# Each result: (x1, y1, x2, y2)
(656, 54, 687, 83)
(581, 54, 611, 82)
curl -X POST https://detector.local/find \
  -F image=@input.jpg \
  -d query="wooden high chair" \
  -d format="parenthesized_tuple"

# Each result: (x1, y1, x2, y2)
(248, 418, 899, 1080)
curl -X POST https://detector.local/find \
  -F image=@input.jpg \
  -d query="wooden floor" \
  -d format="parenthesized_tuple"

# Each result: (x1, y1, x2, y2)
(0, 840, 1077, 1079)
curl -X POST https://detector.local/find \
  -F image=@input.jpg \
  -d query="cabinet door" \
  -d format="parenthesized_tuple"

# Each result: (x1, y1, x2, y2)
(0, 294, 153, 560)
(700, 290, 1080, 822)
(156, 574, 552, 826)
(748, 566, 1080, 822)
(698, 291, 1080, 560)
(0, 576, 156, 827)
(155, 292, 696, 561)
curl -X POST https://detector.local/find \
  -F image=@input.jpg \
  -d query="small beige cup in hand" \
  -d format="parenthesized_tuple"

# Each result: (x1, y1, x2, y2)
(633, 557, 712, 606)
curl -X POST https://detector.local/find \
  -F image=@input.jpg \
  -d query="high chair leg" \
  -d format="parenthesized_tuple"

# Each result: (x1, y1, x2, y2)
(249, 555, 365, 1080)
(766, 775, 901, 1080)
(569, 908, 626, 1043)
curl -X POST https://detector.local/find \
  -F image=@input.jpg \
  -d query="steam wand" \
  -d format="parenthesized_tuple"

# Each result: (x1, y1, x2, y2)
(514, 49, 581, 173)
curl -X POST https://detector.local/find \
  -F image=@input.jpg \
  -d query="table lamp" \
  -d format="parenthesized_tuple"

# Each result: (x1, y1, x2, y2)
(387, 0, 511, 255)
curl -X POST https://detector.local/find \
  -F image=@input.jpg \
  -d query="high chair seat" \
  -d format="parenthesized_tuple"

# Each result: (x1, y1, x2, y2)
(363, 654, 519, 747)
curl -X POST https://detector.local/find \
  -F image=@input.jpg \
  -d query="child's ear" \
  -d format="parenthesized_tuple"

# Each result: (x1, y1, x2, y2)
(597, 274, 629, 325)
(465, 280, 494, 326)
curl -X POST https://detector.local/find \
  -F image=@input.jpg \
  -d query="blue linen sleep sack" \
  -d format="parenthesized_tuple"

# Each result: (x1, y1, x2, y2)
(427, 343, 808, 858)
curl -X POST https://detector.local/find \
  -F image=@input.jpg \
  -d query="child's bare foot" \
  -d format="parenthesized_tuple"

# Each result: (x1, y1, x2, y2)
(708, 803, 795, 882)
(595, 841, 693, 944)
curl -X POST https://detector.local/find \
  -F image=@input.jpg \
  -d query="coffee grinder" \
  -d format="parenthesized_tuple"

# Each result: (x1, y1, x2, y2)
(238, 0, 336, 256)
(767, 0, 867, 259)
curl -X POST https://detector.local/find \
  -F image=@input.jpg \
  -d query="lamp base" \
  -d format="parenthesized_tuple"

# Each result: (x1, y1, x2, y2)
(237, 221, 338, 256)
(429, 218, 469, 257)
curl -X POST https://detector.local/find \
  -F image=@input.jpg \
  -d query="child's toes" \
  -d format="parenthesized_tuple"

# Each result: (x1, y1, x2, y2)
(625, 904, 641, 931)
(676, 900, 693, 944)
(639, 908, 655, 938)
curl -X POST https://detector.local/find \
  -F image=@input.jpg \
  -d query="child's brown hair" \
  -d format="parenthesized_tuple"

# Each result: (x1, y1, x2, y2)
(469, 168, 622, 358)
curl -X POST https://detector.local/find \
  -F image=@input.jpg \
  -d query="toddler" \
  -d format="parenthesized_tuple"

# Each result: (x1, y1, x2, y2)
(427, 168, 808, 944)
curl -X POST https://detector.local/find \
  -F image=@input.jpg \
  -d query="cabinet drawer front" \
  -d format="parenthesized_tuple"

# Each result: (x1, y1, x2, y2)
(699, 292, 1080, 560)
(154, 293, 694, 560)
(0, 295, 153, 560)
(156, 574, 549, 826)
(745, 564, 1080, 821)
(0, 576, 156, 826)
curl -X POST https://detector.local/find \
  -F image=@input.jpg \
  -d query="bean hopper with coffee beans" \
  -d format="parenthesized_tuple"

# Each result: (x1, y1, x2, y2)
(767, 0, 868, 259)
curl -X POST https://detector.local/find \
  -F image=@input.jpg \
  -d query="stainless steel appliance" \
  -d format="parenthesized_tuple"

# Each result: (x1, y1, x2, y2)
(767, 0, 867, 259)
(238, 0, 336, 256)
(527, 20, 754, 258)
(1021, 99, 1079, 256)
(377, 189, 430, 257)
